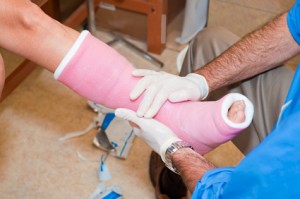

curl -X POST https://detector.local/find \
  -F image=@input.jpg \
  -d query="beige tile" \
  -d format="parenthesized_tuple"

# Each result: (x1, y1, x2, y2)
(166, 11, 189, 52)
(0, 48, 24, 77)
(209, 0, 277, 37)
(286, 54, 300, 71)
(219, 0, 295, 14)
(0, 68, 155, 199)
(205, 141, 244, 167)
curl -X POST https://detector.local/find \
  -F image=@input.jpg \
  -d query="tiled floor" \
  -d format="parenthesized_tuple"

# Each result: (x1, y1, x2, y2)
(0, 0, 298, 198)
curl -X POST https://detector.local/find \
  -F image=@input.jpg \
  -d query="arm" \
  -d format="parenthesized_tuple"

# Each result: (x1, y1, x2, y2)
(172, 147, 215, 192)
(129, 11, 300, 118)
(198, 13, 300, 92)
(0, 0, 79, 72)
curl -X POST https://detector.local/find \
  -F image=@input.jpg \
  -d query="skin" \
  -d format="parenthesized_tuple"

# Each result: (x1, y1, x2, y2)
(196, 13, 300, 92)
(172, 147, 216, 192)
(0, 0, 79, 73)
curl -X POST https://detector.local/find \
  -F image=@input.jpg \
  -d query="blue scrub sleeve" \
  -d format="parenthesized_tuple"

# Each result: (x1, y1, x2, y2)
(287, 0, 300, 45)
(220, 66, 300, 199)
(191, 167, 234, 199)
(192, 63, 300, 199)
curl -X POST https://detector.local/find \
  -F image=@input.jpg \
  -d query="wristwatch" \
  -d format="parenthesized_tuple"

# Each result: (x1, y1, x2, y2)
(164, 141, 194, 174)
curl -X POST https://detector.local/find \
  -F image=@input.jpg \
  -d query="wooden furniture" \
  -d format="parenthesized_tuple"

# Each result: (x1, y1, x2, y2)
(87, 0, 164, 67)
(97, 0, 167, 54)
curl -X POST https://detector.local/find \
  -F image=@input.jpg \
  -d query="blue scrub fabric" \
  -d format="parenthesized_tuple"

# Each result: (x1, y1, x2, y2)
(220, 66, 300, 199)
(287, 0, 300, 45)
(191, 167, 234, 199)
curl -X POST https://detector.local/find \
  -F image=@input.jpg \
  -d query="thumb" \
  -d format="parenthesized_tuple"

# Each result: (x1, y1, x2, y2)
(115, 108, 143, 126)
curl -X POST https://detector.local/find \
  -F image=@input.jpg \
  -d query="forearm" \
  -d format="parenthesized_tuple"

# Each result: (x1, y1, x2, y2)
(172, 147, 215, 192)
(0, 0, 79, 72)
(197, 13, 300, 91)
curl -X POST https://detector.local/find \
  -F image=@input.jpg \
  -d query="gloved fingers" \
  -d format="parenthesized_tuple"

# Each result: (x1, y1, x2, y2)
(136, 85, 159, 117)
(144, 89, 170, 118)
(168, 88, 200, 102)
(130, 76, 155, 100)
(115, 108, 143, 127)
(115, 108, 178, 146)
(115, 108, 159, 133)
(132, 69, 159, 77)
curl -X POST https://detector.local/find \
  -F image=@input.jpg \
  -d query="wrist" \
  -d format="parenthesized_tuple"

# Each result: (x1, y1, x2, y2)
(163, 141, 194, 174)
(172, 147, 216, 191)
(172, 148, 215, 172)
(186, 73, 209, 99)
(160, 137, 182, 163)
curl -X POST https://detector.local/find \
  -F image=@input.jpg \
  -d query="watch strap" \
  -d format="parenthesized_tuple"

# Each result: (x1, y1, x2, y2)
(164, 141, 193, 174)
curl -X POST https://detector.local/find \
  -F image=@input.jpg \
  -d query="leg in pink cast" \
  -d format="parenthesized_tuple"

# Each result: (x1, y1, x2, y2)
(54, 31, 254, 154)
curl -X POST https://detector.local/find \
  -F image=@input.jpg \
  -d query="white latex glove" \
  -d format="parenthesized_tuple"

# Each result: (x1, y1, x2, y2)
(130, 69, 209, 118)
(115, 108, 181, 162)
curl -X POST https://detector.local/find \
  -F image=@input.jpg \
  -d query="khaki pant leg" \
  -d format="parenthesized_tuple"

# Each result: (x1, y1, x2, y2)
(181, 26, 294, 154)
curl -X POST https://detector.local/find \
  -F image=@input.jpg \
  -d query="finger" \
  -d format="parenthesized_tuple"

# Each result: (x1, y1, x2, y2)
(168, 90, 190, 102)
(136, 85, 159, 117)
(144, 89, 169, 118)
(132, 69, 158, 77)
(130, 76, 154, 100)
(168, 89, 199, 102)
(115, 108, 142, 125)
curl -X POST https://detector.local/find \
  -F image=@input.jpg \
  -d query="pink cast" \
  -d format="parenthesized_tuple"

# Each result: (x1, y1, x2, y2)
(54, 31, 254, 154)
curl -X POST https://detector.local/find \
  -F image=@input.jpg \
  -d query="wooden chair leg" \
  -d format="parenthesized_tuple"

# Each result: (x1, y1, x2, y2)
(147, 3, 167, 54)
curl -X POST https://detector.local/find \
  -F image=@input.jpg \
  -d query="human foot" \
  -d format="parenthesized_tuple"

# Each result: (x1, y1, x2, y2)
(228, 100, 246, 124)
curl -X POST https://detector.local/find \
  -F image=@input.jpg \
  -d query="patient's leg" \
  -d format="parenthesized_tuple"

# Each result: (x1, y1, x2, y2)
(55, 31, 254, 154)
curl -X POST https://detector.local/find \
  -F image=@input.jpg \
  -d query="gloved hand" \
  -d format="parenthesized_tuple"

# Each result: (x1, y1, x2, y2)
(115, 108, 181, 162)
(130, 69, 209, 118)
